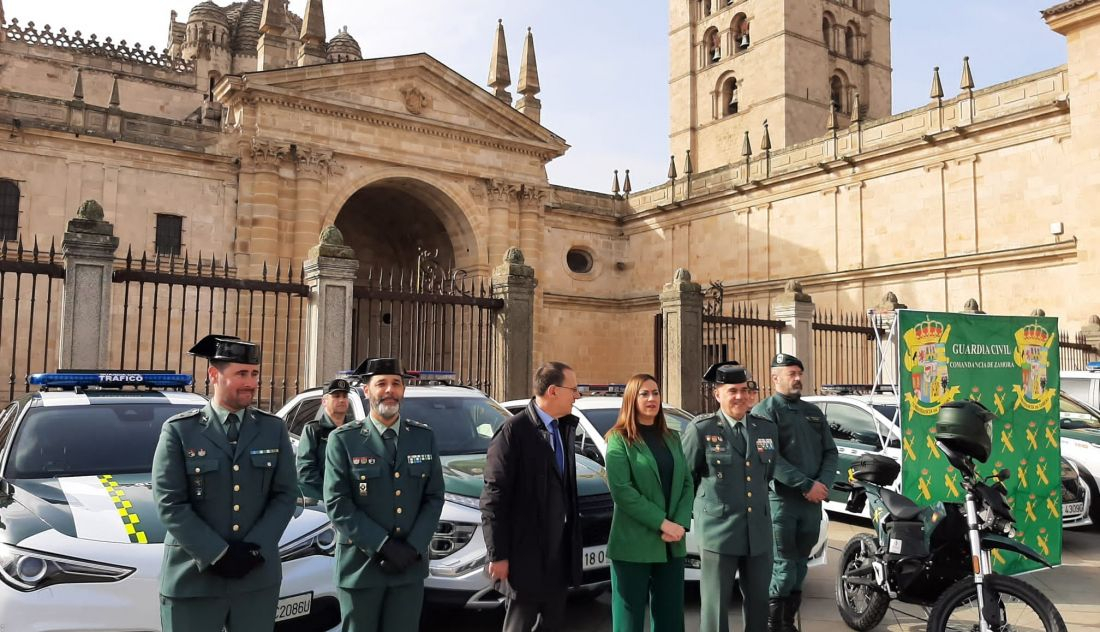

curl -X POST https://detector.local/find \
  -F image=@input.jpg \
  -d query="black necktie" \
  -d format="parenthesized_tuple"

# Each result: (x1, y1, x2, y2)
(226, 413, 240, 445)
(382, 428, 397, 466)
(733, 422, 746, 454)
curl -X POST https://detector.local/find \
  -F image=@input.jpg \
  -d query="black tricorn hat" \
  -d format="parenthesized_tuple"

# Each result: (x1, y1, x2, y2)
(188, 334, 261, 365)
(353, 357, 413, 380)
(771, 353, 804, 370)
(703, 361, 758, 389)
(323, 378, 352, 394)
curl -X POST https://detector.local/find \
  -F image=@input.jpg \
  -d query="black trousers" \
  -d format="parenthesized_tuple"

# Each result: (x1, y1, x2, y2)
(502, 589, 568, 632)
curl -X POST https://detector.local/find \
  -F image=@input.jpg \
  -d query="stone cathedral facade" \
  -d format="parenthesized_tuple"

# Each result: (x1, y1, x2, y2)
(1, 0, 1099, 383)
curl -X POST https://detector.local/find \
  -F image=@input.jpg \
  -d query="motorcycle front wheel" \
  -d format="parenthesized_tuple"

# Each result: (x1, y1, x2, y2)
(836, 534, 891, 631)
(926, 574, 1067, 632)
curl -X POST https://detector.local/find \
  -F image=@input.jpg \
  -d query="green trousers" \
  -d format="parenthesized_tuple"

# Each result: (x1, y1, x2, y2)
(769, 495, 821, 598)
(699, 549, 772, 632)
(160, 588, 278, 632)
(337, 582, 424, 632)
(610, 558, 686, 632)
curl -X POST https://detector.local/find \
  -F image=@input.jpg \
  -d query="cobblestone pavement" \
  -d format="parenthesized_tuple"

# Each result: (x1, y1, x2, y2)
(422, 515, 1100, 631)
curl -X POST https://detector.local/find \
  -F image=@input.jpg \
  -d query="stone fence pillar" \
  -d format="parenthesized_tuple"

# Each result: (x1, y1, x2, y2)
(660, 269, 703, 413)
(772, 280, 816, 391)
(303, 227, 358, 388)
(492, 247, 537, 402)
(59, 200, 119, 369)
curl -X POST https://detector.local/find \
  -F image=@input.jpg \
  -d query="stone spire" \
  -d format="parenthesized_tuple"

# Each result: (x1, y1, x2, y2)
(960, 56, 974, 91)
(73, 69, 84, 101)
(0, 0, 6, 43)
(298, 0, 327, 67)
(257, 0, 288, 71)
(930, 66, 944, 100)
(109, 77, 121, 108)
(488, 19, 512, 104)
(741, 130, 752, 157)
(516, 27, 542, 123)
(761, 120, 772, 151)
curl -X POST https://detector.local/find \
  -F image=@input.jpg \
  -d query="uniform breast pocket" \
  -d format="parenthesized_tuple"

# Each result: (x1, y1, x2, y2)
(250, 450, 279, 488)
(408, 462, 431, 481)
(705, 452, 731, 477)
(352, 464, 382, 500)
(187, 458, 219, 500)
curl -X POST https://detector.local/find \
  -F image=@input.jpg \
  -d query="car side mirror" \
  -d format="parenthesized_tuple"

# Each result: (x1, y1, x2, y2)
(583, 445, 604, 466)
(1061, 418, 1085, 430)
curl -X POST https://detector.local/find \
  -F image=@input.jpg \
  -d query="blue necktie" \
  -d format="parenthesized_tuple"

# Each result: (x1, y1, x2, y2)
(549, 419, 565, 475)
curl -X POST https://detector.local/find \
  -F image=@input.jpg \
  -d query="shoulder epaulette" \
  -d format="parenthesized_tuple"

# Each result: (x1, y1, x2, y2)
(164, 407, 204, 423)
(690, 412, 719, 425)
(332, 420, 364, 434)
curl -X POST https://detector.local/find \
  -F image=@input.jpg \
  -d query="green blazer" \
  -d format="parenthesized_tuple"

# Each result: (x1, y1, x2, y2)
(605, 429, 694, 562)
(323, 417, 445, 588)
(151, 403, 297, 598)
(681, 411, 778, 558)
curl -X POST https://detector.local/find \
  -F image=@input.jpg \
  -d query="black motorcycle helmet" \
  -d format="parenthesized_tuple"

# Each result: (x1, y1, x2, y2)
(935, 399, 996, 463)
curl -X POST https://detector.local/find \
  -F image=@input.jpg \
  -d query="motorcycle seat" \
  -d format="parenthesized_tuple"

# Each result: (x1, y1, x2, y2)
(880, 487, 922, 520)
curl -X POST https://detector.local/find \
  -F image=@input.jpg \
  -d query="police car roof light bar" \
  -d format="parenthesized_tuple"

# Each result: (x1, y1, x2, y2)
(28, 371, 194, 390)
(578, 384, 626, 395)
(406, 370, 458, 385)
(1087, 361, 1100, 372)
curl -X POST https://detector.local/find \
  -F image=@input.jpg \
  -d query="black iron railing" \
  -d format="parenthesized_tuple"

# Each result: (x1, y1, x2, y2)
(1060, 330, 1099, 372)
(812, 309, 881, 393)
(700, 283, 784, 413)
(0, 238, 64, 405)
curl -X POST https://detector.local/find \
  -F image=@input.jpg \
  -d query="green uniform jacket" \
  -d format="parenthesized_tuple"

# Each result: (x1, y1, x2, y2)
(681, 412, 778, 557)
(296, 412, 343, 500)
(752, 395, 839, 498)
(605, 429, 694, 562)
(151, 404, 297, 598)
(323, 418, 445, 588)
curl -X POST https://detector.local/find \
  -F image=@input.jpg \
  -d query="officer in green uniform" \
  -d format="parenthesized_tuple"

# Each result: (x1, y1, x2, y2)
(682, 362, 779, 632)
(324, 358, 445, 632)
(152, 334, 297, 632)
(296, 378, 353, 501)
(752, 353, 838, 632)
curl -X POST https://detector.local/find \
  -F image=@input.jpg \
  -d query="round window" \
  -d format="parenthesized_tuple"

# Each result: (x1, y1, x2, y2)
(566, 249, 593, 274)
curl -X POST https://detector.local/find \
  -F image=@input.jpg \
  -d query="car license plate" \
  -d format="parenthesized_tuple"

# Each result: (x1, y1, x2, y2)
(1064, 502, 1084, 516)
(275, 591, 312, 622)
(582, 545, 608, 570)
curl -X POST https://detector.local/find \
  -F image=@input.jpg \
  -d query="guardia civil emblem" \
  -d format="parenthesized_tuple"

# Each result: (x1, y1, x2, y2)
(1012, 322, 1056, 412)
(902, 317, 960, 418)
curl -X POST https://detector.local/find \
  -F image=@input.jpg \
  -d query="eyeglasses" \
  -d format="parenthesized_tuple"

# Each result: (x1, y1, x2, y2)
(555, 385, 580, 394)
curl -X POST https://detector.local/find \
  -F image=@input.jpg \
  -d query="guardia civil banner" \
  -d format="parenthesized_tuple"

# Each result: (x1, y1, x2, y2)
(897, 310, 1061, 572)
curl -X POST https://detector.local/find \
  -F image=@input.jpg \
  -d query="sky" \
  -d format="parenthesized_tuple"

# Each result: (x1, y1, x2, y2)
(3, 1, 1068, 193)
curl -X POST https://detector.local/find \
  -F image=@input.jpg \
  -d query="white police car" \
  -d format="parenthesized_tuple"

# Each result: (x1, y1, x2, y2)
(278, 371, 614, 609)
(0, 372, 339, 631)
(502, 386, 831, 581)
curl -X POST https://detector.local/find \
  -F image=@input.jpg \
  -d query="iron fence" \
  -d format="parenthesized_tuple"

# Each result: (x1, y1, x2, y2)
(351, 264, 502, 393)
(699, 283, 783, 414)
(0, 238, 64, 405)
(812, 309, 881, 392)
(111, 249, 309, 411)
(1060, 330, 1099, 372)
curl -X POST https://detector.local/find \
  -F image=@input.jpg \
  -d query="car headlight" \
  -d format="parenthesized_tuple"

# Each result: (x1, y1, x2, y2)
(429, 520, 478, 560)
(443, 492, 481, 509)
(1062, 459, 1080, 482)
(279, 523, 337, 562)
(0, 543, 134, 592)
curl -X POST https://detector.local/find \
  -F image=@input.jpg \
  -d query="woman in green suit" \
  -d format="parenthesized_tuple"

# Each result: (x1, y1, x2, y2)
(605, 373, 695, 632)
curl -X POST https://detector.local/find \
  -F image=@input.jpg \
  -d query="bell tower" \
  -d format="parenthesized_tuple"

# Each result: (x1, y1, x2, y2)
(669, 0, 892, 174)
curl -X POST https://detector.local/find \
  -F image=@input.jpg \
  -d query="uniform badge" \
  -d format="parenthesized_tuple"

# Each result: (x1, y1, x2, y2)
(187, 449, 196, 457)
(755, 438, 774, 452)
(359, 482, 368, 496)
(198, 449, 206, 457)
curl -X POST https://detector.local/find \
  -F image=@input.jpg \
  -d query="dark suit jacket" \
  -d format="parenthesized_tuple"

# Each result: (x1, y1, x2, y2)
(480, 399, 582, 599)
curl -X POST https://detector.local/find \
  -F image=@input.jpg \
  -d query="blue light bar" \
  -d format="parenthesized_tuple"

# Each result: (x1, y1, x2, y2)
(1087, 362, 1100, 372)
(407, 370, 458, 383)
(28, 372, 194, 389)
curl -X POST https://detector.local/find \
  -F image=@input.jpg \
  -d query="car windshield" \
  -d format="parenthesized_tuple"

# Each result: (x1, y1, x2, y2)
(873, 404, 899, 425)
(1061, 393, 1100, 430)
(6, 403, 198, 479)
(582, 406, 692, 436)
(400, 395, 510, 455)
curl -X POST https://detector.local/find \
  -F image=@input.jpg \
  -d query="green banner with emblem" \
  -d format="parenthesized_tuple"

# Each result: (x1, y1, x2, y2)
(897, 310, 1061, 572)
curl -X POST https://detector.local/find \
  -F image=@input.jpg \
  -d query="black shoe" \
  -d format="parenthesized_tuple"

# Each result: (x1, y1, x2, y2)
(767, 598, 786, 632)
(783, 592, 802, 632)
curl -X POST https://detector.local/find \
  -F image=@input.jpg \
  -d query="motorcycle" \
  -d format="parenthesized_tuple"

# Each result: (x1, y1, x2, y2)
(835, 439, 1066, 631)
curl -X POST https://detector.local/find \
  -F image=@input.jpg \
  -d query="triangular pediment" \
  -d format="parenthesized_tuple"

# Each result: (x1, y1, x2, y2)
(237, 54, 565, 153)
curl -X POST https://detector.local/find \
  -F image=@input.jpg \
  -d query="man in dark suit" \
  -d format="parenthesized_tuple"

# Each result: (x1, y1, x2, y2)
(480, 361, 583, 632)
(152, 335, 297, 632)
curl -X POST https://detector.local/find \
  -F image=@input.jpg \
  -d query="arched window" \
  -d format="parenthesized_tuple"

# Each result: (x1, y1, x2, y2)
(722, 77, 739, 116)
(701, 0, 713, 17)
(845, 23, 857, 58)
(822, 13, 835, 51)
(704, 27, 721, 64)
(0, 181, 19, 242)
(830, 74, 847, 113)
(731, 13, 750, 51)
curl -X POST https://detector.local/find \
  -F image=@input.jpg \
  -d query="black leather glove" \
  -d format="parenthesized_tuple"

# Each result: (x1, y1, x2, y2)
(375, 538, 420, 575)
(210, 541, 264, 579)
